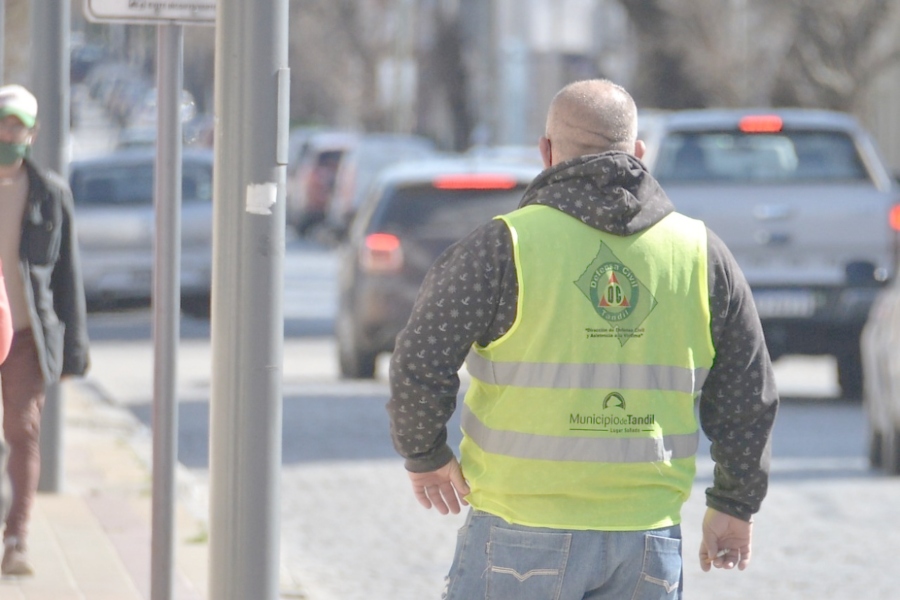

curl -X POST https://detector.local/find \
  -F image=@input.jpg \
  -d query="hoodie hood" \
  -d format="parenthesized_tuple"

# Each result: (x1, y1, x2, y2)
(519, 151, 674, 236)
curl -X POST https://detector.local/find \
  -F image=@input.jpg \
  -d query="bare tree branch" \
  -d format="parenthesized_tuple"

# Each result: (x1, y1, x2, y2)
(774, 0, 900, 110)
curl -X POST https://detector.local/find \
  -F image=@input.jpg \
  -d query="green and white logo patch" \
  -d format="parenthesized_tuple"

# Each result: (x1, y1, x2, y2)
(574, 243, 658, 345)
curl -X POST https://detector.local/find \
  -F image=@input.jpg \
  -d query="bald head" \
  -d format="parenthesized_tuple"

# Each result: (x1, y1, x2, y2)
(540, 79, 641, 166)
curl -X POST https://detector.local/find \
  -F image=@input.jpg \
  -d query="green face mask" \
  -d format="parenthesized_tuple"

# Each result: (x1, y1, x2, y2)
(0, 141, 29, 166)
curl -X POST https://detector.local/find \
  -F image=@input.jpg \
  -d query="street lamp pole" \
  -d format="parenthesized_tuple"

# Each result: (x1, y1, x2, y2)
(208, 0, 289, 597)
(31, 0, 71, 495)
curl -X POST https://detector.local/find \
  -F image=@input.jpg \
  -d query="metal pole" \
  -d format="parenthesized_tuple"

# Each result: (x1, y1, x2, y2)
(208, 0, 288, 596)
(151, 23, 183, 600)
(31, 0, 70, 494)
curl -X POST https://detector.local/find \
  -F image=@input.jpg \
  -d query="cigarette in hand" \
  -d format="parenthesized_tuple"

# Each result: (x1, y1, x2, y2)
(705, 548, 730, 562)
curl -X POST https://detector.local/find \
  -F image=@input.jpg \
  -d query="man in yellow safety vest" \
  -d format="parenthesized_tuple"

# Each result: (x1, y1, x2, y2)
(388, 79, 778, 600)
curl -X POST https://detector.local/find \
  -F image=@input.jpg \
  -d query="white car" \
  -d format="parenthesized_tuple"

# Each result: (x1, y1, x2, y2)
(862, 277, 900, 474)
(70, 147, 214, 314)
(639, 108, 899, 399)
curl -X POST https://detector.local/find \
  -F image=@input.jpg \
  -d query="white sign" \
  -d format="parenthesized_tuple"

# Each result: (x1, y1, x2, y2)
(84, 0, 215, 24)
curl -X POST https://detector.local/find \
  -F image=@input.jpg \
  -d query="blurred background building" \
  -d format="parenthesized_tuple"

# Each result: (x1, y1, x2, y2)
(1, 0, 899, 170)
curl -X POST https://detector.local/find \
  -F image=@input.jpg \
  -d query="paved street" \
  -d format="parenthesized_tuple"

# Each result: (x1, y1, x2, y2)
(82, 241, 900, 600)
(64, 58, 900, 600)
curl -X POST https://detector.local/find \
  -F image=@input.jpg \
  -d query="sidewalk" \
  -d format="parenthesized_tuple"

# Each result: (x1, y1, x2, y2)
(0, 379, 209, 600)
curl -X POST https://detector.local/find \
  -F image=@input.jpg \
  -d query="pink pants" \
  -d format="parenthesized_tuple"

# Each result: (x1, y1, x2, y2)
(0, 328, 45, 542)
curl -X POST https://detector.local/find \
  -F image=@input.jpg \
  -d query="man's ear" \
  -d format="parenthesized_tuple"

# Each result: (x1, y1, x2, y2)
(634, 139, 646, 160)
(539, 136, 552, 169)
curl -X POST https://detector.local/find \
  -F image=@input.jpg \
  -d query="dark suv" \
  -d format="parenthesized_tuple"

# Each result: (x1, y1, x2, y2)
(335, 157, 542, 378)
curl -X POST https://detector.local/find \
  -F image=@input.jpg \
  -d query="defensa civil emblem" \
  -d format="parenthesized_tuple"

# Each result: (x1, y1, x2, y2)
(574, 243, 658, 346)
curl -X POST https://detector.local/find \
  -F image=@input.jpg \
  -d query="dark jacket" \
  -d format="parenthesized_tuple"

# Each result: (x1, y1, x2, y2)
(17, 159, 90, 383)
(388, 152, 779, 522)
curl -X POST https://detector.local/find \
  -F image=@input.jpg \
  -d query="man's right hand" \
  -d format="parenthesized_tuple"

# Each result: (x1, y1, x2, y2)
(407, 458, 470, 515)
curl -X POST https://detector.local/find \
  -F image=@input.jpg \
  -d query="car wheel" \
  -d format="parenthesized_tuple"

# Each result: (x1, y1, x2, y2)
(882, 426, 900, 476)
(869, 428, 883, 469)
(336, 310, 377, 379)
(295, 212, 324, 238)
(338, 342, 377, 379)
(836, 349, 863, 400)
(181, 293, 211, 319)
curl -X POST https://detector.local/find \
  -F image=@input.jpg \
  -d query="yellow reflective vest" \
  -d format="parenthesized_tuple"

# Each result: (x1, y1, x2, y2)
(461, 205, 715, 530)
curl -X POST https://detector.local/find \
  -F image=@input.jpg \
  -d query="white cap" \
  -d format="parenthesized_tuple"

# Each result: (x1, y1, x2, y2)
(0, 85, 38, 128)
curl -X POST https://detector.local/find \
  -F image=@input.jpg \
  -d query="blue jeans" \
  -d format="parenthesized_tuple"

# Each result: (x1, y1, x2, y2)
(442, 510, 683, 600)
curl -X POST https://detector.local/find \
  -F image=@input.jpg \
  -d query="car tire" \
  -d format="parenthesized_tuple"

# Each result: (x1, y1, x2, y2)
(181, 293, 211, 319)
(295, 212, 324, 238)
(868, 428, 883, 469)
(882, 426, 900, 476)
(336, 310, 377, 379)
(836, 349, 863, 400)
(338, 343, 377, 379)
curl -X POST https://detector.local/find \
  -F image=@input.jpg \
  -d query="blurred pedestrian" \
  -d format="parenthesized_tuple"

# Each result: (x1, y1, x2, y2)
(0, 259, 12, 526)
(388, 79, 778, 599)
(0, 84, 90, 577)
(0, 259, 11, 364)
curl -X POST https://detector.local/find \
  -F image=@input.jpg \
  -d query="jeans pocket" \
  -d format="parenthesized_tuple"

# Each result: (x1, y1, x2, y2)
(486, 526, 571, 600)
(631, 533, 682, 600)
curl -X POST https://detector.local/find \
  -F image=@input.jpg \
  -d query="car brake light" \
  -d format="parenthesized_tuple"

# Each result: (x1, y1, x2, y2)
(360, 233, 403, 272)
(739, 115, 783, 133)
(433, 174, 518, 190)
(891, 204, 900, 232)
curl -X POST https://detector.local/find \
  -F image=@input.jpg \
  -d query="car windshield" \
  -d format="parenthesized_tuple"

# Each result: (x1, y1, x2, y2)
(370, 184, 526, 238)
(654, 130, 869, 183)
(71, 160, 213, 206)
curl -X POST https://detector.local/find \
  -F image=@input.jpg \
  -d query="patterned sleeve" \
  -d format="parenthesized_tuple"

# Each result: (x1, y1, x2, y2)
(700, 228, 779, 520)
(388, 220, 516, 473)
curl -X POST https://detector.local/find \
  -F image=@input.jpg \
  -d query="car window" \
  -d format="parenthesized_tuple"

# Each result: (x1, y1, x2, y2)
(71, 160, 213, 205)
(654, 130, 868, 183)
(368, 185, 526, 238)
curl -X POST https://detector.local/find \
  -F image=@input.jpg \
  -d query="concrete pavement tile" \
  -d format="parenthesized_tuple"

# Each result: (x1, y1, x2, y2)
(174, 540, 209, 599)
(1, 379, 211, 599)
(85, 493, 152, 599)
(0, 495, 78, 599)
(84, 494, 206, 600)
(67, 380, 210, 600)
(36, 495, 144, 599)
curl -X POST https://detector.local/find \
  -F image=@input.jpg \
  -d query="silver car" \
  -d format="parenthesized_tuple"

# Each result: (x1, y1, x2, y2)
(70, 148, 214, 313)
(639, 108, 898, 398)
(862, 274, 900, 474)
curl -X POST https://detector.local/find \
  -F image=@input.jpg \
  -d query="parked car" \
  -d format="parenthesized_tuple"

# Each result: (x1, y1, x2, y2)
(335, 157, 542, 378)
(70, 148, 214, 313)
(324, 133, 439, 238)
(285, 130, 357, 236)
(862, 273, 900, 474)
(638, 108, 900, 398)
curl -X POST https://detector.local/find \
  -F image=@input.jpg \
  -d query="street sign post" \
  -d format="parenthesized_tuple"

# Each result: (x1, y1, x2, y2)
(84, 0, 215, 24)
(83, 3, 211, 599)
(149, 25, 185, 600)
(34, 0, 72, 498)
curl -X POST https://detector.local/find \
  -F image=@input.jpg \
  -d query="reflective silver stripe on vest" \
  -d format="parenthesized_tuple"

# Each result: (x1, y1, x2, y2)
(466, 350, 709, 395)
(462, 404, 699, 463)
